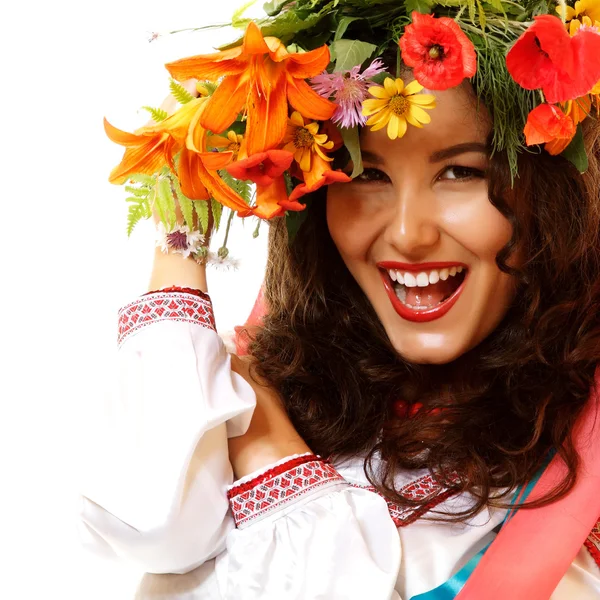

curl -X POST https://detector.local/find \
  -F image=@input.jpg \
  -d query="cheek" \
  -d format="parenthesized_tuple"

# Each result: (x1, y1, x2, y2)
(440, 196, 512, 259)
(326, 185, 388, 260)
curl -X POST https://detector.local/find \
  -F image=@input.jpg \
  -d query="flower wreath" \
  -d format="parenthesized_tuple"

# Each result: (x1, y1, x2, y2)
(105, 0, 600, 259)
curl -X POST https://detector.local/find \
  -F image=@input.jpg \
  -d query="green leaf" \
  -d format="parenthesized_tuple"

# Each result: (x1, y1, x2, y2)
(141, 106, 168, 122)
(285, 209, 308, 244)
(562, 125, 588, 174)
(169, 79, 194, 105)
(211, 199, 223, 230)
(334, 16, 361, 41)
(467, 0, 477, 22)
(263, 0, 293, 16)
(404, 0, 434, 14)
(487, 0, 504, 11)
(193, 200, 210, 234)
(329, 39, 376, 72)
(340, 126, 363, 179)
(476, 0, 486, 29)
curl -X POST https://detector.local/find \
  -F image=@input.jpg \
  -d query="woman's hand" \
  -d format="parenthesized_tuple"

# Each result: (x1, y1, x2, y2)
(228, 355, 311, 480)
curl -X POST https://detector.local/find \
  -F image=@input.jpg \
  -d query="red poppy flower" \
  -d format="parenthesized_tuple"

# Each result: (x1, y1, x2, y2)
(506, 15, 600, 104)
(523, 103, 576, 155)
(399, 12, 477, 91)
(226, 150, 294, 186)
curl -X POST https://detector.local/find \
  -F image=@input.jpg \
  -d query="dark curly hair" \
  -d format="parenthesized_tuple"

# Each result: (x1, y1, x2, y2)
(244, 113, 600, 522)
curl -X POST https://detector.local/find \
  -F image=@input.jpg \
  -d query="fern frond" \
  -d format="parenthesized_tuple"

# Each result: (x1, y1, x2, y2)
(124, 185, 151, 198)
(169, 79, 195, 104)
(141, 106, 168, 122)
(126, 197, 151, 237)
(193, 200, 210, 234)
(154, 176, 177, 229)
(219, 170, 253, 205)
(211, 199, 223, 230)
(127, 173, 156, 186)
(171, 176, 196, 229)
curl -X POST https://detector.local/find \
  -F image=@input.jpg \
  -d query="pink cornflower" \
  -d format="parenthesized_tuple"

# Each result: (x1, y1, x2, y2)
(311, 59, 387, 128)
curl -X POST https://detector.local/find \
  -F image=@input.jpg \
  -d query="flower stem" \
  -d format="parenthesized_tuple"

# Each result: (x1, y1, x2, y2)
(219, 209, 235, 256)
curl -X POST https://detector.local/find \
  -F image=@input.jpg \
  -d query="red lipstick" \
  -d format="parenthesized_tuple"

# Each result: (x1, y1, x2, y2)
(377, 262, 468, 323)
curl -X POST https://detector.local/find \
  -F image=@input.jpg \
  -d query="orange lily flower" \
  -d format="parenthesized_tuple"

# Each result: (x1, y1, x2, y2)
(165, 22, 336, 156)
(184, 103, 254, 215)
(105, 97, 205, 184)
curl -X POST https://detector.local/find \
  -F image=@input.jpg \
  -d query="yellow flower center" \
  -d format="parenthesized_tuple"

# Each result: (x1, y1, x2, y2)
(294, 127, 315, 149)
(389, 95, 410, 117)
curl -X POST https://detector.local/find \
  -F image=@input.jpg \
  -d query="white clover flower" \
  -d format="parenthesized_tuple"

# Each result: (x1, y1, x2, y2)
(207, 250, 240, 271)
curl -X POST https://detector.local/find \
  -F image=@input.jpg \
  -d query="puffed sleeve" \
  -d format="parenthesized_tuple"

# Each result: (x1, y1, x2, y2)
(219, 454, 402, 599)
(78, 289, 256, 574)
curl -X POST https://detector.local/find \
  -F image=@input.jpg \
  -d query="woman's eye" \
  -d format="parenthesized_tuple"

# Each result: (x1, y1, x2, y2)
(353, 167, 391, 184)
(438, 165, 486, 182)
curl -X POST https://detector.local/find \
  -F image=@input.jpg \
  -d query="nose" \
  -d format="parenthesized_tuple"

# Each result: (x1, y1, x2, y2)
(383, 186, 441, 258)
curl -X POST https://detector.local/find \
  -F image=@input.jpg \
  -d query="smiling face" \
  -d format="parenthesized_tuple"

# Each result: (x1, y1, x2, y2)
(326, 81, 516, 364)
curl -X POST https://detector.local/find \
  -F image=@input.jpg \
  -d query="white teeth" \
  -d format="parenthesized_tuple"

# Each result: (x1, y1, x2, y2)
(404, 272, 417, 287)
(386, 266, 466, 287)
(416, 272, 429, 287)
(394, 283, 407, 303)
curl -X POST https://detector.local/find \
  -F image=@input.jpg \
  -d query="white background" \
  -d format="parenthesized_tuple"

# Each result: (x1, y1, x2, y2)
(2, 1, 267, 598)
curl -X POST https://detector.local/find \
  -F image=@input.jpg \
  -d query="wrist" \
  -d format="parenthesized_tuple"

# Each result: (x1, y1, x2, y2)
(148, 248, 208, 293)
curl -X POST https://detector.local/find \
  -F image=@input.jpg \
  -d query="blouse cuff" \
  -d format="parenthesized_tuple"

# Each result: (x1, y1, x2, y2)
(117, 289, 215, 347)
(227, 454, 347, 529)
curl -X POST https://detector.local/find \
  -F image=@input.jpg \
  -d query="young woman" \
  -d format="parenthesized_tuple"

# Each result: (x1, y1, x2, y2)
(81, 3, 600, 599)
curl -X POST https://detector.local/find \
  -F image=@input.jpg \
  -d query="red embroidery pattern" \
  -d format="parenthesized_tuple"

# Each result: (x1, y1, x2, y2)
(228, 457, 346, 528)
(117, 291, 215, 346)
(585, 519, 600, 570)
(352, 474, 459, 527)
(143, 286, 209, 299)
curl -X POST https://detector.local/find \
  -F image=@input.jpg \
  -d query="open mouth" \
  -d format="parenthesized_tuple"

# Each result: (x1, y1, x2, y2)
(378, 263, 468, 323)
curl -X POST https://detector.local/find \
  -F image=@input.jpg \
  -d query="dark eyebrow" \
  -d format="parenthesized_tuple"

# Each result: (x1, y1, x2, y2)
(361, 150, 386, 165)
(429, 142, 488, 163)
(361, 143, 489, 167)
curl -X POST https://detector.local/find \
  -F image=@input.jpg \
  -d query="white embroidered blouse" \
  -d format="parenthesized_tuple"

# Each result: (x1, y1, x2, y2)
(78, 290, 600, 600)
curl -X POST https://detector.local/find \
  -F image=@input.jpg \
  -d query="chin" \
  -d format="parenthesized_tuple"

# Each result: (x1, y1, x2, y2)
(386, 330, 473, 365)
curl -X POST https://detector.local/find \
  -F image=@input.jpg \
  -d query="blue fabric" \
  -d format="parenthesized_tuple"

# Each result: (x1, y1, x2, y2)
(409, 451, 555, 600)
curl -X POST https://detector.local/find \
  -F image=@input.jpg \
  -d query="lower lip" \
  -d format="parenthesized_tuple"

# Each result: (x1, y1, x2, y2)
(380, 271, 468, 323)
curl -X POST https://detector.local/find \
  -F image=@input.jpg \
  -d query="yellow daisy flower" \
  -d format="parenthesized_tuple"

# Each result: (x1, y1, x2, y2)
(361, 77, 436, 140)
(557, 0, 600, 35)
(209, 130, 245, 159)
(283, 111, 334, 172)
